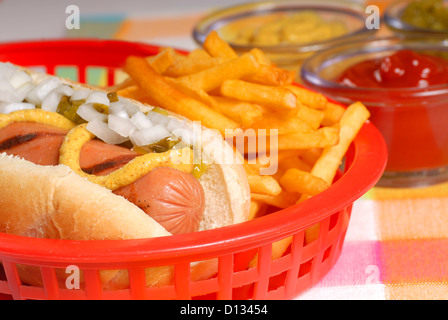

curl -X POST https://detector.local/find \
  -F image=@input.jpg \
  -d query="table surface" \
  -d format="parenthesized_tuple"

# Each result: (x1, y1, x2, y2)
(1, 0, 448, 300)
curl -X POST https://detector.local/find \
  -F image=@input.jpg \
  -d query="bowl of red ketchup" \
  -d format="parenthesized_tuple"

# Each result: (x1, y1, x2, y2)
(301, 35, 448, 188)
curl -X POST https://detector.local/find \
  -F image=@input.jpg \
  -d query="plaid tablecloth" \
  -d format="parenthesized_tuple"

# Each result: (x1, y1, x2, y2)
(1, 0, 447, 300)
(298, 183, 448, 300)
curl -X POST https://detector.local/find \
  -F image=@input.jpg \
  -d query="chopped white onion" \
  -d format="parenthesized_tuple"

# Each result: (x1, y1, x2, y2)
(0, 90, 21, 103)
(77, 103, 108, 122)
(85, 91, 109, 106)
(129, 124, 171, 146)
(166, 118, 184, 132)
(70, 89, 90, 101)
(86, 119, 128, 145)
(41, 85, 74, 112)
(123, 101, 140, 116)
(0, 102, 35, 114)
(0, 63, 17, 79)
(0, 62, 199, 153)
(14, 82, 34, 102)
(109, 101, 131, 119)
(172, 127, 194, 145)
(108, 114, 136, 138)
(9, 70, 32, 89)
(171, 139, 190, 150)
(116, 97, 141, 116)
(130, 111, 153, 130)
(0, 76, 18, 102)
(146, 110, 170, 126)
(26, 77, 61, 105)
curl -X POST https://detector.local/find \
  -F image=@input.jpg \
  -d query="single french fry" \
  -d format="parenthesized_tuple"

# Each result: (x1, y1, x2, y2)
(203, 30, 238, 59)
(308, 101, 370, 184)
(280, 168, 330, 196)
(277, 126, 339, 151)
(278, 155, 312, 172)
(165, 77, 217, 109)
(251, 111, 312, 135)
(233, 127, 338, 155)
(243, 153, 279, 177)
(243, 65, 295, 86)
(106, 77, 135, 92)
(220, 79, 297, 111)
(212, 96, 264, 127)
(105, 48, 176, 91)
(188, 48, 211, 59)
(321, 101, 346, 127)
(248, 200, 268, 220)
(247, 48, 272, 66)
(163, 56, 225, 77)
(296, 105, 325, 130)
(124, 56, 239, 135)
(176, 53, 260, 92)
(146, 47, 176, 74)
(243, 162, 260, 175)
(300, 148, 323, 167)
(300, 101, 371, 243)
(249, 236, 293, 268)
(286, 85, 328, 110)
(247, 174, 282, 196)
(116, 85, 159, 106)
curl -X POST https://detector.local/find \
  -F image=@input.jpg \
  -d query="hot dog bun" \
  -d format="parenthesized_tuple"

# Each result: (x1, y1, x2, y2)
(0, 63, 251, 289)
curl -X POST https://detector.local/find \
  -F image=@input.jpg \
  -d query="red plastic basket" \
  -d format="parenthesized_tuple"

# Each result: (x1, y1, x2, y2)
(0, 39, 387, 300)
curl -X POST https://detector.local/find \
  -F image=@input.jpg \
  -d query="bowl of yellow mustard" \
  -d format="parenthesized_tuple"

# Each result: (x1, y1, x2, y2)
(193, 0, 377, 79)
(385, 0, 448, 35)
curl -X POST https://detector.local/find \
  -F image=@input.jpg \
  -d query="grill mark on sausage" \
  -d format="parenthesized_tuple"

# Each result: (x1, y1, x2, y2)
(0, 132, 65, 151)
(82, 154, 138, 175)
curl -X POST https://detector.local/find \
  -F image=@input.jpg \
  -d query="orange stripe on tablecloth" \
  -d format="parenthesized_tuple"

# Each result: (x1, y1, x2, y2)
(380, 239, 448, 284)
(370, 181, 448, 200)
(114, 13, 204, 41)
(376, 197, 448, 241)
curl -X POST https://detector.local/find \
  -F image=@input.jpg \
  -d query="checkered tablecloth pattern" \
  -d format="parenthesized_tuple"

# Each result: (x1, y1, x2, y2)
(296, 183, 448, 300)
(1, 0, 447, 300)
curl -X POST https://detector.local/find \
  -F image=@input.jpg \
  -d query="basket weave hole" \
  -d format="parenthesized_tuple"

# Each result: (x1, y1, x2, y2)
(85, 66, 109, 87)
(55, 65, 79, 82)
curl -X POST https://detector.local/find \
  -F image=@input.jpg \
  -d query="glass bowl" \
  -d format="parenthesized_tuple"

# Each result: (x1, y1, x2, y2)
(301, 34, 448, 188)
(385, 0, 448, 35)
(193, 0, 377, 77)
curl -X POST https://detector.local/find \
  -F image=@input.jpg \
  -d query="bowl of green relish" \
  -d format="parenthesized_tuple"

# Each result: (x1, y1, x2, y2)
(385, 0, 448, 34)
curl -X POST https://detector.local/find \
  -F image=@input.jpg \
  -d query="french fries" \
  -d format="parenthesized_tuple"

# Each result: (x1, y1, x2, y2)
(203, 30, 239, 59)
(220, 79, 297, 111)
(176, 53, 260, 92)
(247, 174, 282, 197)
(114, 32, 371, 270)
(124, 56, 239, 135)
(280, 168, 330, 196)
(212, 96, 264, 128)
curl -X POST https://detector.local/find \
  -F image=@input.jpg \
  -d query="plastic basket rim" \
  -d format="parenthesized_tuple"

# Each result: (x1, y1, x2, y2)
(0, 39, 388, 264)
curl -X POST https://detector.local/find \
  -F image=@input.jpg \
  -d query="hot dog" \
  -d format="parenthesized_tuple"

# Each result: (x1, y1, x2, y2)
(0, 121, 206, 234)
(0, 62, 251, 288)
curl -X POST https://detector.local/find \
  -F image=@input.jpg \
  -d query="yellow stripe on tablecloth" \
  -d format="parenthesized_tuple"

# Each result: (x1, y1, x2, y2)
(386, 282, 448, 300)
(368, 181, 448, 200)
